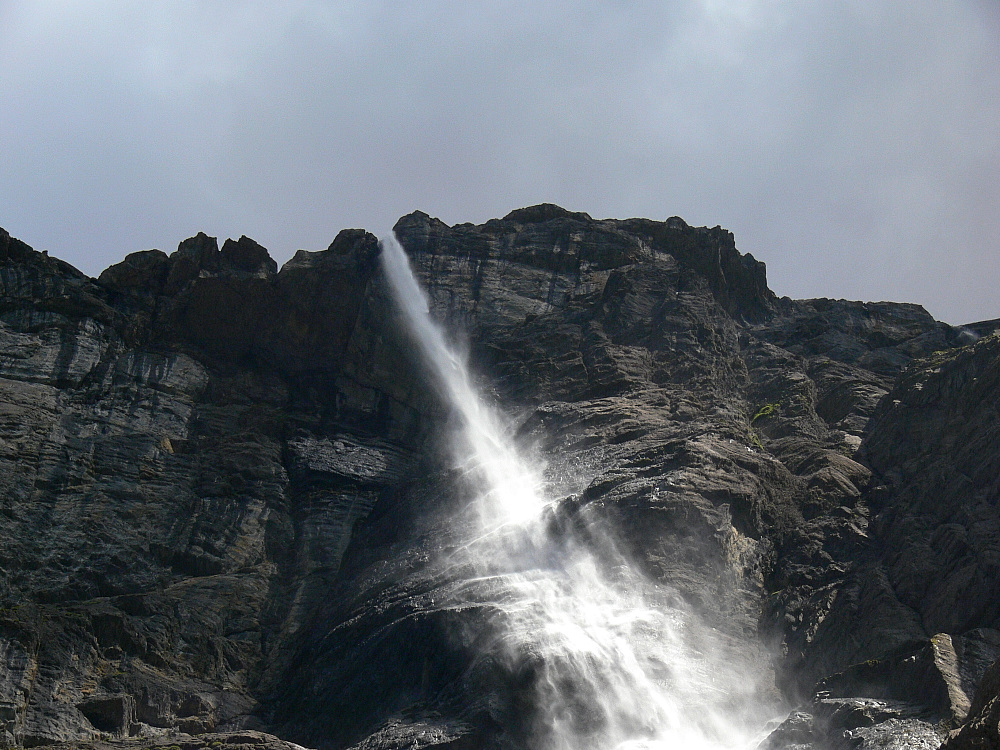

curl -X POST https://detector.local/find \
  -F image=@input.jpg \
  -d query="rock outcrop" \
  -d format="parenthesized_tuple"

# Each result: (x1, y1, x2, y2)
(0, 209, 996, 749)
(946, 658, 1000, 749)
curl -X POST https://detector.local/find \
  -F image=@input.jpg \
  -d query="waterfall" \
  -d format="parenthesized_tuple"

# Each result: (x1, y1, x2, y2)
(380, 234, 768, 750)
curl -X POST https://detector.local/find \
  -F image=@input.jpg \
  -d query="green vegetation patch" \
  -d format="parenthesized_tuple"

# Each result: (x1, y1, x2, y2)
(751, 402, 780, 424)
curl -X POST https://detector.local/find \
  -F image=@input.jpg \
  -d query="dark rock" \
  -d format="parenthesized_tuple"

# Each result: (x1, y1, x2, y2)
(839, 717, 944, 749)
(0, 224, 418, 746)
(220, 236, 278, 277)
(286, 434, 412, 486)
(762, 699, 942, 749)
(954, 629, 1000, 702)
(77, 695, 134, 736)
(813, 696, 923, 732)
(38, 729, 306, 749)
(859, 332, 1000, 636)
(815, 635, 970, 726)
(945, 659, 1000, 749)
(0, 229, 37, 264)
(959, 317, 1000, 339)
(165, 232, 221, 294)
(0, 211, 993, 750)
(98, 249, 171, 296)
(345, 719, 485, 750)
(758, 710, 816, 748)
(502, 203, 593, 224)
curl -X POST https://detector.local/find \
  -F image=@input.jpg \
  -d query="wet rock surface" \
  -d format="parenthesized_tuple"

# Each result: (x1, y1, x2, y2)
(0, 210, 996, 749)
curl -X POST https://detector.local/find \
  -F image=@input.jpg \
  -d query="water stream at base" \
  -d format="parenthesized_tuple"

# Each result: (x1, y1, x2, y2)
(380, 234, 771, 750)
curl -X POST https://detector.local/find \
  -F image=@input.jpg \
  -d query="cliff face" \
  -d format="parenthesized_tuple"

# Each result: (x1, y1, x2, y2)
(0, 225, 426, 747)
(0, 209, 996, 750)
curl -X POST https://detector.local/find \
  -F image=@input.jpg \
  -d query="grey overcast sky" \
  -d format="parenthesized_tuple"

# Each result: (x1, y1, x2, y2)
(1, 1, 997, 324)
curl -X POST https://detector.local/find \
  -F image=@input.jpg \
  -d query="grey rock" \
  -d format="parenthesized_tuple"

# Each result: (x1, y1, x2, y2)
(286, 435, 410, 486)
(944, 658, 1000, 750)
(954, 629, 1000, 703)
(841, 718, 944, 749)
(859, 332, 1000, 638)
(815, 635, 970, 727)
(758, 710, 816, 748)
(0, 207, 993, 750)
(345, 719, 481, 749)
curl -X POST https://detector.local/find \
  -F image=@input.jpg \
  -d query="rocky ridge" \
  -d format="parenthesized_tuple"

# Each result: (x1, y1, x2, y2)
(0, 207, 997, 749)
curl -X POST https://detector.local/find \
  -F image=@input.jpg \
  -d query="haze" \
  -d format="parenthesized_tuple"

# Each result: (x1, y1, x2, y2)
(1, 1, 997, 324)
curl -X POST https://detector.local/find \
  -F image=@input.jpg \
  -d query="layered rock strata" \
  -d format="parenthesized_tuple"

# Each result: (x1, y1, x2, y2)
(0, 208, 996, 749)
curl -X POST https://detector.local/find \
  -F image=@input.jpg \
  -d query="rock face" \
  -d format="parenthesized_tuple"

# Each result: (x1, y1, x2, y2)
(860, 333, 1000, 637)
(0, 210, 996, 750)
(946, 658, 1000, 749)
(0, 225, 425, 748)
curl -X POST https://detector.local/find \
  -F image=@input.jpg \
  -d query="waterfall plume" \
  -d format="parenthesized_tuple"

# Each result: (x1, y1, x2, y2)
(380, 233, 772, 750)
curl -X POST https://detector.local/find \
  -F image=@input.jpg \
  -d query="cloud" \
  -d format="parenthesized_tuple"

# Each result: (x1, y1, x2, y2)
(1, 0, 997, 323)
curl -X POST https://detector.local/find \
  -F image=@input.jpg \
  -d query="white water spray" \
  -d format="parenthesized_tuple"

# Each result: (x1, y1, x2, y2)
(380, 235, 769, 750)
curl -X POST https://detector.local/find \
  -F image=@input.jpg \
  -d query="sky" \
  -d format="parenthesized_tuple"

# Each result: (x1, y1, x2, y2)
(1, 1, 997, 325)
